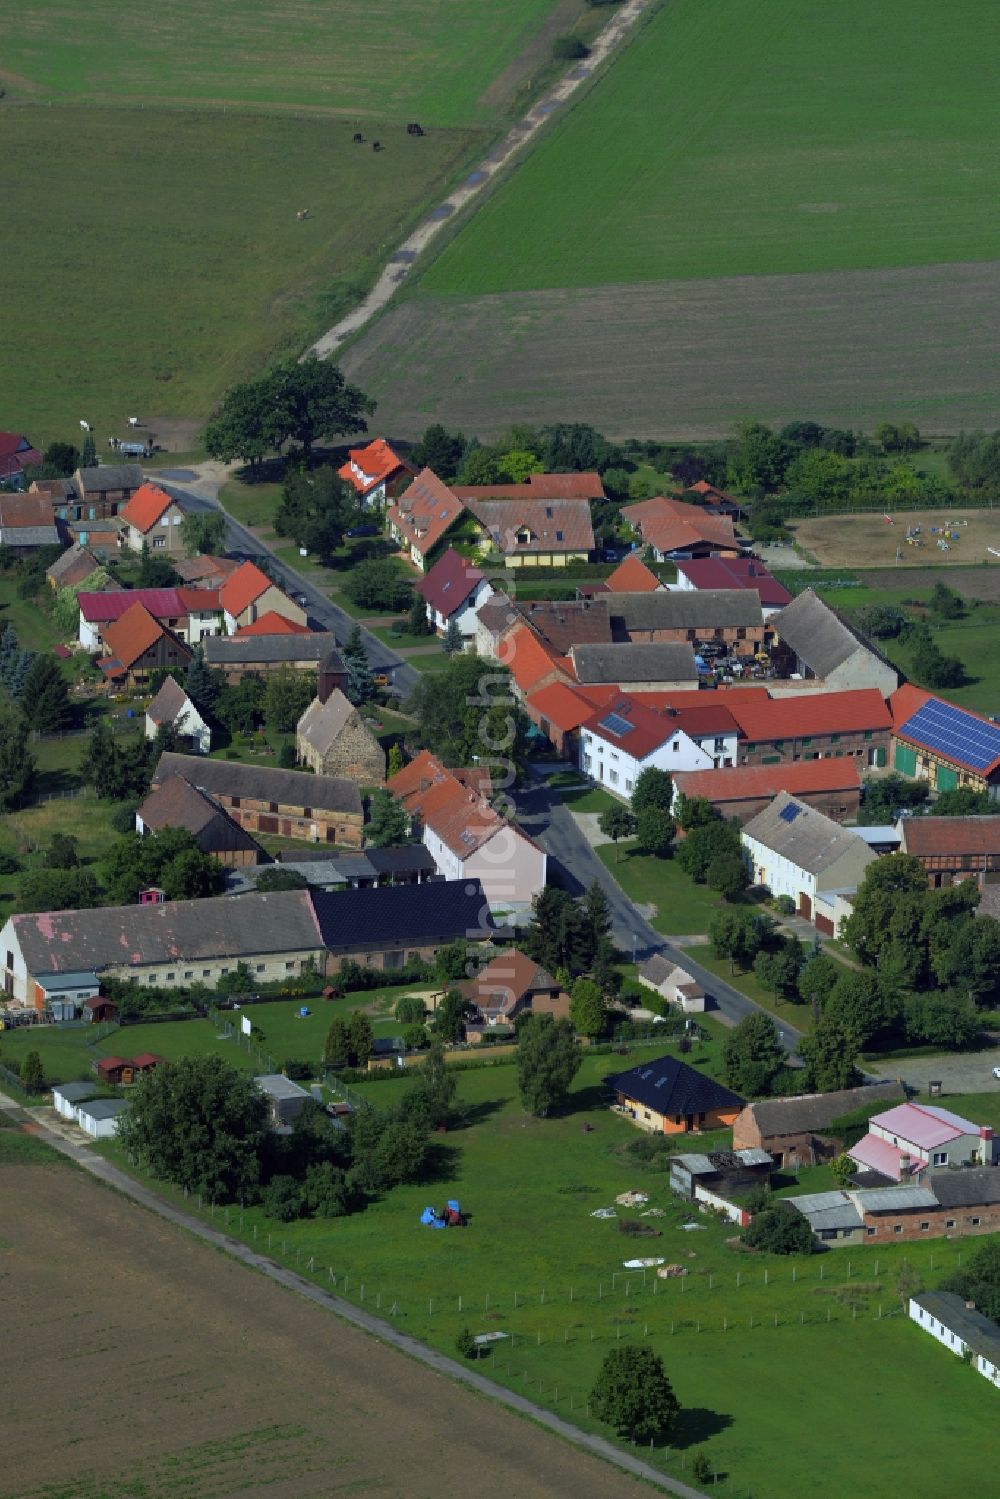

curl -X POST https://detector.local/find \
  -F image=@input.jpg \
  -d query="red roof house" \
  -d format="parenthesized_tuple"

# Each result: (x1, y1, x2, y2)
(233, 611, 314, 638)
(119, 483, 187, 553)
(889, 684, 1000, 789)
(338, 437, 415, 506)
(453, 471, 605, 501)
(604, 554, 666, 593)
(0, 431, 42, 485)
(674, 759, 862, 824)
(620, 496, 744, 560)
(97, 601, 192, 686)
(386, 469, 468, 571)
(219, 561, 306, 633)
(415, 546, 492, 637)
(675, 556, 792, 612)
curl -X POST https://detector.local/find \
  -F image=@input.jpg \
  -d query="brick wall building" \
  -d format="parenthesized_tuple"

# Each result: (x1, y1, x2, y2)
(152, 752, 363, 847)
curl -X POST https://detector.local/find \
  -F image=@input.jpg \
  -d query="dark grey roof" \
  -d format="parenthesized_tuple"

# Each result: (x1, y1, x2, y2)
(12, 890, 322, 976)
(744, 1080, 906, 1138)
(53, 1081, 99, 1103)
(772, 589, 895, 681)
(927, 1168, 1000, 1208)
(603, 589, 763, 633)
(571, 641, 697, 684)
(365, 845, 436, 875)
(913, 1292, 1000, 1362)
(137, 776, 263, 857)
(204, 634, 342, 667)
(153, 751, 362, 817)
(0, 525, 61, 546)
(78, 1098, 129, 1121)
(46, 544, 99, 584)
(310, 879, 494, 952)
(607, 1055, 744, 1117)
(76, 464, 143, 493)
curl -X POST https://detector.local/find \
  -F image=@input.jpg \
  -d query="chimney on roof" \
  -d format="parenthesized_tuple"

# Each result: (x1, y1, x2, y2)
(899, 1152, 912, 1178)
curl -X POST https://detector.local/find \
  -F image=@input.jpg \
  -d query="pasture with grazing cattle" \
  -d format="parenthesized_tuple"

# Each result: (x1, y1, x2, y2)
(0, 0, 589, 446)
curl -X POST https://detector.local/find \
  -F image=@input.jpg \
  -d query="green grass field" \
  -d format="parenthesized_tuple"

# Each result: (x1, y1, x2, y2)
(0, 109, 479, 445)
(423, 0, 1000, 293)
(596, 843, 724, 936)
(92, 1044, 1000, 1498)
(0, 0, 571, 125)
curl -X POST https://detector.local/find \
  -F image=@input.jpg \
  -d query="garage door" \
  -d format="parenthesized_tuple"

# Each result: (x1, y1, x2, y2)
(799, 893, 811, 919)
(894, 743, 917, 775)
(936, 764, 958, 792)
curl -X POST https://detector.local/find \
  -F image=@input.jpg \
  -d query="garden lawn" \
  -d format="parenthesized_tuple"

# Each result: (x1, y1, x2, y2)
(218, 479, 283, 531)
(97, 1042, 1000, 1499)
(423, 0, 1000, 292)
(882, 618, 1000, 715)
(555, 786, 621, 815)
(0, 578, 62, 654)
(694, 951, 819, 1036)
(597, 843, 722, 936)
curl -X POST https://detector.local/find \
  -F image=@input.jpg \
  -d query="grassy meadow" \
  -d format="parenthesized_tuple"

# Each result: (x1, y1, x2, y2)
(86, 1040, 1000, 1499)
(0, 0, 574, 125)
(423, 0, 1000, 293)
(0, 108, 479, 445)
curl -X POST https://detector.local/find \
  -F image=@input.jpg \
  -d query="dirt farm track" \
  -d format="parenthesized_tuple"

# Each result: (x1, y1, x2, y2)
(2, 1162, 648, 1499)
(791, 509, 1000, 571)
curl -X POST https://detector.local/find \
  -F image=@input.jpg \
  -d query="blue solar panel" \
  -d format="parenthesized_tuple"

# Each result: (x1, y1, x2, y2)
(901, 700, 1000, 771)
(600, 712, 634, 737)
(779, 802, 801, 823)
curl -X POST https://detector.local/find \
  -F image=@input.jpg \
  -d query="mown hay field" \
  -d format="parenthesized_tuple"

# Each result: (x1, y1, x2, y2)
(423, 0, 1000, 293)
(0, 1154, 646, 1499)
(0, 0, 571, 125)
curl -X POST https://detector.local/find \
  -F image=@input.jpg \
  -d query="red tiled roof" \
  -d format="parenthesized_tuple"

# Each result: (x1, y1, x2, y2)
(729, 688, 891, 744)
(620, 497, 741, 557)
(387, 468, 466, 559)
(120, 482, 175, 533)
(130, 1052, 165, 1069)
(78, 587, 208, 624)
(99, 602, 170, 670)
(0, 493, 53, 527)
(899, 817, 1000, 858)
(503, 624, 569, 695)
(415, 546, 485, 617)
(175, 587, 221, 613)
(675, 759, 862, 803)
(462, 947, 558, 1015)
(220, 561, 272, 618)
(605, 554, 663, 593)
(583, 696, 740, 760)
(234, 611, 314, 638)
(675, 557, 792, 609)
(527, 681, 596, 734)
(338, 437, 412, 496)
(453, 471, 605, 501)
(888, 683, 930, 726)
(388, 751, 501, 859)
(0, 431, 42, 481)
(463, 495, 594, 556)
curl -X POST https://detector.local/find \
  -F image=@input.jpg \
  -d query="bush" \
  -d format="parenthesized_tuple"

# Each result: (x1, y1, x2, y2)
(742, 1205, 816, 1255)
(455, 1327, 478, 1359)
(401, 1023, 429, 1051)
(691, 1454, 713, 1485)
(553, 35, 590, 59)
(773, 895, 796, 916)
(395, 995, 428, 1024)
(282, 1058, 313, 1082)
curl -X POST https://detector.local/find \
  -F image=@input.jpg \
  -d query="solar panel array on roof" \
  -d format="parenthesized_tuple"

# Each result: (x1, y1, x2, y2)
(600, 712, 634, 737)
(779, 802, 802, 823)
(901, 699, 1000, 771)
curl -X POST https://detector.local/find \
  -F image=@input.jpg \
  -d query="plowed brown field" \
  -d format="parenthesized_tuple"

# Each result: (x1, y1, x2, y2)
(341, 261, 1000, 441)
(1, 1162, 646, 1499)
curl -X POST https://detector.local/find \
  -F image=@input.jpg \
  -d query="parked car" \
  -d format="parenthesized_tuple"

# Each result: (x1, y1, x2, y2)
(992, 1066, 1000, 1080)
(346, 524, 378, 538)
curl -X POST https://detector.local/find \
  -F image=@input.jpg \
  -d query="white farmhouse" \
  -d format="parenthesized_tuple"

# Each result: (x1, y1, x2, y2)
(579, 696, 740, 797)
(741, 791, 875, 925)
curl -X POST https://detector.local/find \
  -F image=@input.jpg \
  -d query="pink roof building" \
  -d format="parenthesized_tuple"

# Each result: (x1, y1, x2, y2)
(849, 1102, 994, 1183)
